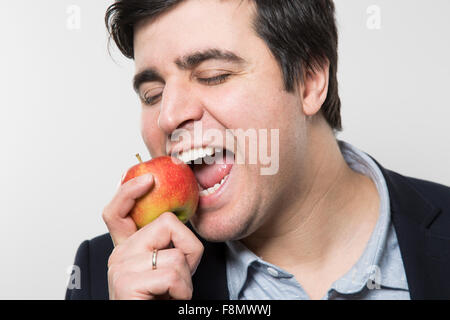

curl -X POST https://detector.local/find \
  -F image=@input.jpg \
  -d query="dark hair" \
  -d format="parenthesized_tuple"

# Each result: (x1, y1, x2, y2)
(105, 0, 342, 131)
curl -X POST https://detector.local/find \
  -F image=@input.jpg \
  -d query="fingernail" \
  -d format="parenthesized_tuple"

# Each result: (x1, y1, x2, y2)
(116, 171, 125, 189)
(137, 173, 153, 183)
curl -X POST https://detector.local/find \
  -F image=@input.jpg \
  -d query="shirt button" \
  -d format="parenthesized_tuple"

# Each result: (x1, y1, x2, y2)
(267, 267, 279, 277)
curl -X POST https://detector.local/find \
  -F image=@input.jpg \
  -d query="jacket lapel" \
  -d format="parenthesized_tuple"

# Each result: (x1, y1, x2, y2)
(373, 158, 450, 299)
(187, 223, 229, 300)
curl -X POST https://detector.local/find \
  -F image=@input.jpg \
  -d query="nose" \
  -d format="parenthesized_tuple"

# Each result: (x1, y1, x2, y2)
(157, 78, 204, 136)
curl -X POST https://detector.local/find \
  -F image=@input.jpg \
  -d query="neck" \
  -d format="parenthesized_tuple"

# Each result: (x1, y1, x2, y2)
(241, 118, 379, 273)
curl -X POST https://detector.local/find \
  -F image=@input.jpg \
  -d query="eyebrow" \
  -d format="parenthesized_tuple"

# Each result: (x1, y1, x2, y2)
(133, 48, 247, 93)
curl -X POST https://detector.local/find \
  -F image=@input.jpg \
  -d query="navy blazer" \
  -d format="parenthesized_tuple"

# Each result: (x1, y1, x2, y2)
(65, 157, 450, 300)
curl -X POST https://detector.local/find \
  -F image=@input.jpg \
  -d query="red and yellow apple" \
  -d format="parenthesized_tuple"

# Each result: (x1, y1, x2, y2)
(121, 154, 199, 229)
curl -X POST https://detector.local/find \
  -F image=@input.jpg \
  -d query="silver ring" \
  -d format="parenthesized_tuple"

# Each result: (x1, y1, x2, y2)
(152, 249, 158, 270)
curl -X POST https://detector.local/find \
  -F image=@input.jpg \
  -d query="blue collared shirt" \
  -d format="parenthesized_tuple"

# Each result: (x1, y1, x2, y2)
(225, 140, 410, 300)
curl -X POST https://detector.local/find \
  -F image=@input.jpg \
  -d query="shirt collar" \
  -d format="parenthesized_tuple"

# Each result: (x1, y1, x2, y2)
(225, 239, 258, 300)
(225, 239, 297, 299)
(331, 140, 409, 294)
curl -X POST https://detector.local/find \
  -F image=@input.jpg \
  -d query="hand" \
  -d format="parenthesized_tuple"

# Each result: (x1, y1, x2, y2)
(102, 174, 204, 300)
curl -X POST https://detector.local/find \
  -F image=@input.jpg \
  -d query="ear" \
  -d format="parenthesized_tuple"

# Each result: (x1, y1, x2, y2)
(300, 60, 330, 116)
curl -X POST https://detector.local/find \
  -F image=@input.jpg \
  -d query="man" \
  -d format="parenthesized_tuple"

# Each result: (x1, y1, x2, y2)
(66, 0, 450, 300)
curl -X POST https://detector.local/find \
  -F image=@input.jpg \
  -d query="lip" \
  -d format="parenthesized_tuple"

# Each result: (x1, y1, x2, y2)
(197, 162, 234, 209)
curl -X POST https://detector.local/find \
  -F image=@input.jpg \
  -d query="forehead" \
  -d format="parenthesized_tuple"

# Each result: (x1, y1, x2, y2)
(133, 0, 257, 71)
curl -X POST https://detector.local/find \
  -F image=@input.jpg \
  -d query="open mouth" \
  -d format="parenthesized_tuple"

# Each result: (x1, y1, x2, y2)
(187, 148, 235, 197)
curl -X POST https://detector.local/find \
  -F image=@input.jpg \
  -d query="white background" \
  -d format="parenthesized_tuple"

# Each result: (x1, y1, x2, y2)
(0, 0, 448, 299)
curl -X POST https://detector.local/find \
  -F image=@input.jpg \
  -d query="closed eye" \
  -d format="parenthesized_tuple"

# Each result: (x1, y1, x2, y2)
(142, 92, 162, 106)
(198, 74, 231, 85)
(141, 74, 232, 106)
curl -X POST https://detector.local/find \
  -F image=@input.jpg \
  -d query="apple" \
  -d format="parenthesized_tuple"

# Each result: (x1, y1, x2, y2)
(121, 154, 199, 229)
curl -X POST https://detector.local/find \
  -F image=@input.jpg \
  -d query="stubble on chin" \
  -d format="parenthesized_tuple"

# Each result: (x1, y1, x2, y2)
(189, 210, 257, 243)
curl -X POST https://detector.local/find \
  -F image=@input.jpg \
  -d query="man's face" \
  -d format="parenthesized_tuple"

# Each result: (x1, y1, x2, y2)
(133, 0, 309, 241)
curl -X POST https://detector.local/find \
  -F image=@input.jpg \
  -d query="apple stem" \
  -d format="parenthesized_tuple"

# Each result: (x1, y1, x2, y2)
(135, 153, 143, 164)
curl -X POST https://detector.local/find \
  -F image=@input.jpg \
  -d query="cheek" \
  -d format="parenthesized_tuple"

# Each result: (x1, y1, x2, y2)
(140, 109, 165, 157)
(140, 110, 152, 143)
(207, 83, 299, 133)
(202, 85, 271, 130)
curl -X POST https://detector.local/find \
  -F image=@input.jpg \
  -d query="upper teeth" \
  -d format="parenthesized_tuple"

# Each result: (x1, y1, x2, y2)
(175, 147, 217, 164)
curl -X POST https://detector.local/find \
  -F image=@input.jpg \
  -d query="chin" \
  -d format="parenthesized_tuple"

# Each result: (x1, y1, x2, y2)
(189, 208, 254, 242)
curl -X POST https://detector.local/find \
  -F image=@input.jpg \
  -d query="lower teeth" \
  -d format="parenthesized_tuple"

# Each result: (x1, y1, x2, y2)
(199, 174, 229, 197)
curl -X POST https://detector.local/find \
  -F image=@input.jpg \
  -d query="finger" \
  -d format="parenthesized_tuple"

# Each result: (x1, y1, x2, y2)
(113, 268, 193, 300)
(110, 173, 154, 219)
(112, 248, 193, 279)
(102, 173, 154, 246)
(120, 212, 204, 274)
